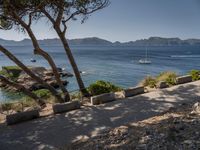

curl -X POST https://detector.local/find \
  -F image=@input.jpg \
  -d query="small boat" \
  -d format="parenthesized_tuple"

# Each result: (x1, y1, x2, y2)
(139, 47, 152, 64)
(139, 59, 151, 64)
(30, 58, 36, 63)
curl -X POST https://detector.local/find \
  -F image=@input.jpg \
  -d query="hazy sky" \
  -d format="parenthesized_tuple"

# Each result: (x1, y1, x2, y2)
(0, 0, 200, 42)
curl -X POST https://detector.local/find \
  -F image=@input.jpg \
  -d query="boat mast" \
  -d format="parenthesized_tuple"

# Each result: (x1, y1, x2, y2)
(145, 47, 147, 60)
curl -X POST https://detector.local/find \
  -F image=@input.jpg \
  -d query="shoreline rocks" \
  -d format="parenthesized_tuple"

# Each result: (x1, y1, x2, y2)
(0, 66, 73, 92)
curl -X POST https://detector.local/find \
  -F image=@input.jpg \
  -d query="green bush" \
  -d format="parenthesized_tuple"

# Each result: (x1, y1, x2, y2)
(189, 70, 200, 81)
(0, 66, 22, 81)
(88, 80, 122, 96)
(33, 89, 51, 98)
(70, 92, 81, 100)
(156, 71, 177, 86)
(140, 76, 157, 88)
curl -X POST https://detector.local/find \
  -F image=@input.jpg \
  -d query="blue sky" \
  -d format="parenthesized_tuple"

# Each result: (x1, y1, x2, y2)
(0, 0, 200, 42)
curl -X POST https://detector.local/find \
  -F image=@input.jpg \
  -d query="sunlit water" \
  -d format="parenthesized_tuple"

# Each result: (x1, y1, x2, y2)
(0, 45, 200, 102)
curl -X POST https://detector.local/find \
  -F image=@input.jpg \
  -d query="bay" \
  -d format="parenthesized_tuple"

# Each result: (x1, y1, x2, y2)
(0, 45, 200, 102)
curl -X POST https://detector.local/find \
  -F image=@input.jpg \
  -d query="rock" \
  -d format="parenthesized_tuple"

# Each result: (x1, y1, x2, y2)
(137, 144, 147, 149)
(123, 86, 144, 97)
(0, 81, 6, 87)
(191, 102, 200, 114)
(6, 109, 39, 125)
(91, 93, 116, 105)
(114, 91, 125, 99)
(60, 72, 73, 77)
(176, 75, 192, 84)
(157, 81, 168, 89)
(47, 80, 59, 88)
(20, 67, 46, 77)
(183, 140, 193, 145)
(62, 80, 68, 86)
(43, 76, 53, 81)
(44, 70, 54, 76)
(53, 101, 81, 114)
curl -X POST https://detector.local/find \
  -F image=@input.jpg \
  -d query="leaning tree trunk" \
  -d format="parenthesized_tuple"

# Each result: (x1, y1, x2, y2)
(0, 45, 64, 102)
(54, 26, 90, 96)
(12, 13, 70, 102)
(25, 28, 70, 102)
(0, 75, 46, 107)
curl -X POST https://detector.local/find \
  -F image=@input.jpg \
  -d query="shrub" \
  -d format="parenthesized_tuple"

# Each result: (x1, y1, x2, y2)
(88, 80, 122, 96)
(139, 76, 157, 88)
(70, 92, 82, 100)
(189, 70, 200, 81)
(33, 89, 51, 98)
(2, 66, 22, 80)
(156, 71, 177, 86)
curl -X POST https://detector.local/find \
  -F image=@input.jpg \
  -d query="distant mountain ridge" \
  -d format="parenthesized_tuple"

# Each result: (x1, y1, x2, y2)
(1, 37, 200, 46)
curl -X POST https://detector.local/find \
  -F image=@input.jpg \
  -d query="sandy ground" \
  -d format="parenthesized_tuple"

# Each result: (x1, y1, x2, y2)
(0, 81, 200, 150)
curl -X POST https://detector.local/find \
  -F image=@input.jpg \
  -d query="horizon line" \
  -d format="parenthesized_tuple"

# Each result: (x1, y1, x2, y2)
(1, 36, 200, 43)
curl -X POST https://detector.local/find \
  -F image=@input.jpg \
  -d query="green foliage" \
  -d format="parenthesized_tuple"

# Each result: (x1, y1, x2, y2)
(33, 89, 51, 98)
(70, 92, 82, 100)
(0, 66, 22, 81)
(189, 70, 200, 81)
(139, 71, 177, 88)
(140, 76, 157, 88)
(88, 80, 122, 96)
(156, 71, 177, 86)
(1, 102, 13, 111)
(3, 66, 21, 70)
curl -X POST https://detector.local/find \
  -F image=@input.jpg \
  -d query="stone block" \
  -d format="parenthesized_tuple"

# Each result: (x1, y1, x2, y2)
(176, 75, 192, 84)
(91, 93, 115, 105)
(6, 110, 39, 125)
(123, 86, 144, 97)
(53, 101, 81, 114)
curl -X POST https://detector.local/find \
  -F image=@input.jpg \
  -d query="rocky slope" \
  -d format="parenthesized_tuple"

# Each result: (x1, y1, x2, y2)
(66, 101, 200, 150)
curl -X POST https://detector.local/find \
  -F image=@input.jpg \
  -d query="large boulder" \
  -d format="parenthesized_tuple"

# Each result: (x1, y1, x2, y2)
(20, 67, 46, 77)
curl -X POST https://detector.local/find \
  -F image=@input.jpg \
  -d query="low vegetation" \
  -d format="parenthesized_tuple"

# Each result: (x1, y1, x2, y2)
(0, 66, 22, 81)
(139, 76, 157, 88)
(33, 89, 51, 99)
(0, 99, 38, 113)
(189, 70, 200, 81)
(0, 89, 54, 113)
(140, 71, 178, 88)
(157, 71, 177, 86)
(88, 80, 122, 96)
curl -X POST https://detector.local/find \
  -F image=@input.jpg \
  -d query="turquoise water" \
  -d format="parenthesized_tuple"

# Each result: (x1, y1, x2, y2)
(0, 45, 200, 102)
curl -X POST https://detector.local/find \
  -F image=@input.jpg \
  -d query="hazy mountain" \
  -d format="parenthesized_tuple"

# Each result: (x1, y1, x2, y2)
(1, 37, 200, 46)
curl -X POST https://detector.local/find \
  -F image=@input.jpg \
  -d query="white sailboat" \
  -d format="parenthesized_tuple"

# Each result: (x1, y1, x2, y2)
(139, 47, 152, 64)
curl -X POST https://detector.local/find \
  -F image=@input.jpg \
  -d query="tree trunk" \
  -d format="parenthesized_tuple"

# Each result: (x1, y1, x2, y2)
(0, 75, 46, 107)
(0, 45, 64, 102)
(54, 26, 90, 97)
(25, 27, 70, 102)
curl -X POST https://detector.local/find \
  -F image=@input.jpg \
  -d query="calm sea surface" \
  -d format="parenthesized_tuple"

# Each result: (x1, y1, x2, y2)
(0, 45, 200, 102)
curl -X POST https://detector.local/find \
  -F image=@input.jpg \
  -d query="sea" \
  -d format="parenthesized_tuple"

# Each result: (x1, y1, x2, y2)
(0, 45, 200, 102)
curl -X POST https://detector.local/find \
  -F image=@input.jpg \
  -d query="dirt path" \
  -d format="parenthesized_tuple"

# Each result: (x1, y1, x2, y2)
(0, 81, 200, 150)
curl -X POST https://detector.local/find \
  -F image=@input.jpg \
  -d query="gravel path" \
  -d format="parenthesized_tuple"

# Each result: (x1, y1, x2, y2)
(0, 81, 200, 150)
